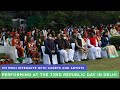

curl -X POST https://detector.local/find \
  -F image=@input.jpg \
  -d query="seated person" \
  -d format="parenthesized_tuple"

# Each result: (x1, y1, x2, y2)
(75, 33, 88, 60)
(57, 34, 74, 63)
(101, 31, 119, 58)
(70, 31, 77, 43)
(36, 38, 41, 55)
(12, 34, 24, 58)
(27, 37, 40, 63)
(57, 34, 69, 63)
(44, 33, 60, 64)
(54, 34, 61, 64)
(87, 32, 102, 59)
(110, 26, 120, 36)
(63, 34, 75, 62)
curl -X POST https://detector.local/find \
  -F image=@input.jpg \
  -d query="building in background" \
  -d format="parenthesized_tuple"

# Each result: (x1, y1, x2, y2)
(12, 18, 27, 28)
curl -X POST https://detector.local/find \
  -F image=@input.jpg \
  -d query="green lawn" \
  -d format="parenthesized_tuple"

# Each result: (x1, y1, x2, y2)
(68, 51, 120, 71)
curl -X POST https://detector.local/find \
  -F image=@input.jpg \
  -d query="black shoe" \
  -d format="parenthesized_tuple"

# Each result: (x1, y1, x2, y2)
(59, 63, 63, 64)
(97, 58, 102, 59)
(81, 59, 86, 61)
(65, 61, 69, 63)
(84, 59, 88, 61)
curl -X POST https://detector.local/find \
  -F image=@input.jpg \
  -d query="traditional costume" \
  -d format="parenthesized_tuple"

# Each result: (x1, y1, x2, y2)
(101, 32, 119, 58)
(75, 33, 88, 60)
(12, 35, 24, 58)
(87, 35, 101, 59)
(110, 27, 120, 36)
(27, 38, 39, 60)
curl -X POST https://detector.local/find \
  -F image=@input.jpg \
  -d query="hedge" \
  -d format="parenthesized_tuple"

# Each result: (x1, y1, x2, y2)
(110, 36, 120, 50)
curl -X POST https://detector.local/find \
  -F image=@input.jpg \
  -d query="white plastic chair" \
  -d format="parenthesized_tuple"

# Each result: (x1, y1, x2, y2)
(41, 46, 51, 64)
(71, 43, 81, 61)
(56, 44, 59, 50)
(71, 43, 75, 50)
(24, 46, 26, 57)
(14, 48, 20, 63)
(22, 58, 33, 64)
(52, 54, 58, 64)
(87, 48, 96, 60)
(15, 48, 19, 59)
(101, 49, 108, 58)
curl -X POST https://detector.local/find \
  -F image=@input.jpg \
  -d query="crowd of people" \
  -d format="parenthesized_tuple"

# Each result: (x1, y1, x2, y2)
(0, 23, 120, 64)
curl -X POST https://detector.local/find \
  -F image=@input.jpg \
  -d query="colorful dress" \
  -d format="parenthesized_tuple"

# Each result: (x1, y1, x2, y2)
(101, 36, 119, 58)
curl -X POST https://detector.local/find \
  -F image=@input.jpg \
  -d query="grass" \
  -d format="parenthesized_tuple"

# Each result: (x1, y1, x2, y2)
(67, 51, 120, 71)
(14, 51, 120, 71)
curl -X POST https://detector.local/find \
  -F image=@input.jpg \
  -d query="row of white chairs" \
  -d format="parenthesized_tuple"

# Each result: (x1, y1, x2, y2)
(40, 43, 108, 65)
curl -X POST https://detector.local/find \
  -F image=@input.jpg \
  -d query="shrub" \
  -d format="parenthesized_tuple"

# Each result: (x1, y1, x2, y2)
(110, 36, 120, 50)
(80, 19, 91, 26)
(5, 17, 12, 30)
(0, 19, 5, 28)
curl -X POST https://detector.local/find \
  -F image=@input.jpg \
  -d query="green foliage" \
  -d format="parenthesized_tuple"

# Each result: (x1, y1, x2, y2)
(0, 12, 13, 29)
(0, 19, 5, 28)
(5, 17, 12, 30)
(110, 36, 120, 46)
(80, 19, 91, 27)
(110, 36, 120, 50)
(1, 11, 120, 30)
(27, 15, 50, 30)
(47, 11, 67, 30)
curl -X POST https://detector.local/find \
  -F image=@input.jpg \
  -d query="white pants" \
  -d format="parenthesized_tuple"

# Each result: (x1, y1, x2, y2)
(77, 50, 88, 60)
(89, 47, 101, 58)
(81, 52, 88, 60)
(66, 49, 75, 62)
(59, 49, 68, 63)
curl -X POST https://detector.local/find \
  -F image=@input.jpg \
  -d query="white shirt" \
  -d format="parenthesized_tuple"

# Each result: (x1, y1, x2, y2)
(87, 38, 98, 48)
(110, 28, 119, 36)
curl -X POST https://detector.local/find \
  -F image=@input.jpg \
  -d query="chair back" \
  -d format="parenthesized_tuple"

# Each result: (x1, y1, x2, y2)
(71, 43, 75, 50)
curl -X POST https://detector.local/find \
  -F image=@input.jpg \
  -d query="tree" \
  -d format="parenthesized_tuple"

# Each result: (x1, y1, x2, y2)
(47, 11, 67, 30)
(0, 12, 5, 28)
(5, 17, 12, 30)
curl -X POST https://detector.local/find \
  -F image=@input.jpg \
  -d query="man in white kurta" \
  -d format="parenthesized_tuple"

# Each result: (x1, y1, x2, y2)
(87, 33, 102, 59)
